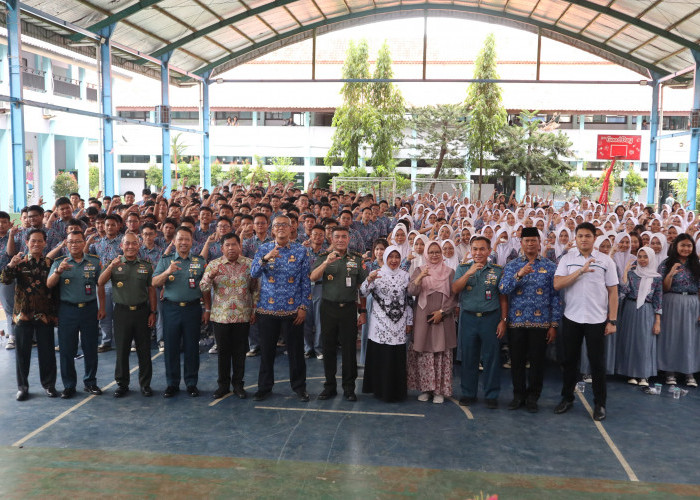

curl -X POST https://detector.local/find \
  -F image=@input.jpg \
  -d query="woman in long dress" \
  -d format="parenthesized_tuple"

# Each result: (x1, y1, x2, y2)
(407, 241, 457, 403)
(360, 238, 389, 366)
(658, 234, 700, 387)
(615, 247, 662, 386)
(360, 245, 413, 402)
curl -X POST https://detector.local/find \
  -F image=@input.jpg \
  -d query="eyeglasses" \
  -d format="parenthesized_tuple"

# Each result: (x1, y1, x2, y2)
(66, 240, 85, 245)
(273, 223, 290, 228)
(427, 250, 442, 255)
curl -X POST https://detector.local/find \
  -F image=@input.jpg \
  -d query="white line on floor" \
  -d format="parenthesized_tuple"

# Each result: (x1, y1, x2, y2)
(255, 406, 425, 417)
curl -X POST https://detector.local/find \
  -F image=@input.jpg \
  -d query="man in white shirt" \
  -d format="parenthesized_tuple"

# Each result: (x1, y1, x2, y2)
(553, 222, 618, 421)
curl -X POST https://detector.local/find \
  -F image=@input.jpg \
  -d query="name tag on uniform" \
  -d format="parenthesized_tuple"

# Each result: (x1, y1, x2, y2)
(85, 284, 92, 295)
(346, 261, 358, 269)
(189, 264, 201, 270)
(485, 290, 492, 301)
(137, 268, 149, 274)
(346, 277, 352, 287)
(188, 278, 196, 289)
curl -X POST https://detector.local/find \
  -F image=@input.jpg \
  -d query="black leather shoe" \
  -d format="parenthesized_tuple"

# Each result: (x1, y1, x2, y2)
(459, 396, 477, 406)
(84, 384, 103, 395)
(60, 387, 76, 399)
(163, 386, 179, 398)
(186, 385, 200, 397)
(212, 387, 229, 399)
(296, 391, 310, 402)
(554, 399, 574, 414)
(113, 385, 129, 398)
(317, 388, 338, 400)
(45, 387, 58, 398)
(485, 398, 499, 409)
(16, 390, 28, 401)
(526, 400, 539, 413)
(593, 405, 606, 421)
(232, 387, 247, 399)
(508, 398, 525, 410)
(253, 390, 270, 401)
(140, 386, 153, 397)
(344, 391, 357, 402)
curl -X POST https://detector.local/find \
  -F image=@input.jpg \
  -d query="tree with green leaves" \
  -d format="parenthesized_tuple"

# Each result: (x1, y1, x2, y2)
(670, 173, 700, 205)
(52, 172, 79, 198)
(410, 104, 468, 190)
(268, 157, 298, 184)
(171, 133, 188, 183)
(465, 33, 507, 200)
(89, 165, 99, 197)
(325, 40, 373, 169)
(369, 41, 405, 170)
(492, 111, 573, 193)
(623, 169, 646, 201)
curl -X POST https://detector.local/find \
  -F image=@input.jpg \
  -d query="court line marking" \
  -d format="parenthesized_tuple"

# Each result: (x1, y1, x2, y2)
(448, 397, 475, 420)
(575, 391, 639, 482)
(255, 406, 425, 417)
(12, 352, 163, 448)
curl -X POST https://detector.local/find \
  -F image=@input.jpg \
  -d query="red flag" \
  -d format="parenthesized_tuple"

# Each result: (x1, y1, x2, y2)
(597, 159, 616, 210)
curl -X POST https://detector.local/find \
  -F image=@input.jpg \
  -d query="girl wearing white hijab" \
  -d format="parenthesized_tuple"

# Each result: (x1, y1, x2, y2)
(390, 224, 410, 259)
(610, 232, 633, 278)
(492, 228, 518, 266)
(649, 233, 668, 262)
(440, 239, 460, 270)
(408, 234, 429, 275)
(437, 224, 454, 242)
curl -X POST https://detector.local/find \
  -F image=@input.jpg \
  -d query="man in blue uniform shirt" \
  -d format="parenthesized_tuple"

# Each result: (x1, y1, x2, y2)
(499, 227, 561, 413)
(250, 215, 312, 402)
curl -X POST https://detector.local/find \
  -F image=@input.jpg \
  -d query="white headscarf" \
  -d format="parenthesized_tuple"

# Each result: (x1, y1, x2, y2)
(554, 227, 572, 258)
(410, 234, 429, 274)
(650, 232, 668, 262)
(380, 245, 403, 278)
(633, 246, 660, 309)
(391, 224, 410, 259)
(493, 228, 514, 266)
(440, 239, 460, 270)
(612, 232, 633, 278)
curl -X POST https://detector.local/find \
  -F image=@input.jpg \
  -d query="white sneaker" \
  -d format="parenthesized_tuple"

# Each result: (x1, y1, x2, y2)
(5, 337, 15, 350)
(686, 375, 698, 388)
(158, 341, 164, 353)
(417, 392, 431, 402)
(583, 374, 592, 383)
(246, 348, 259, 357)
(666, 375, 677, 385)
(627, 378, 638, 385)
(432, 395, 444, 404)
(316, 353, 324, 360)
(638, 378, 649, 387)
(130, 341, 136, 352)
(208, 344, 218, 354)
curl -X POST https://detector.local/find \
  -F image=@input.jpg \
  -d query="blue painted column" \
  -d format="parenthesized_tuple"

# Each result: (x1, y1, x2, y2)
(99, 27, 115, 196)
(688, 51, 700, 210)
(647, 78, 661, 206)
(160, 55, 172, 195)
(7, 0, 26, 211)
(201, 75, 211, 190)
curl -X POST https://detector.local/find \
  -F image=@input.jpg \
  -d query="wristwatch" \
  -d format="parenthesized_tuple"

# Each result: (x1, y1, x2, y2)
(607, 319, 617, 326)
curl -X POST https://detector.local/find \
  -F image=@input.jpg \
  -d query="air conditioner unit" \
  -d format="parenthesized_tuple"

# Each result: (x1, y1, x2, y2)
(42, 108, 56, 119)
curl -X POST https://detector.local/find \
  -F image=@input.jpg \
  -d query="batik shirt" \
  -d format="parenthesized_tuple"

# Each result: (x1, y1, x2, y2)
(0, 255, 56, 323)
(499, 255, 562, 329)
(352, 221, 380, 253)
(200, 255, 259, 323)
(242, 234, 273, 259)
(619, 266, 663, 314)
(658, 260, 700, 294)
(251, 241, 312, 316)
(89, 234, 123, 268)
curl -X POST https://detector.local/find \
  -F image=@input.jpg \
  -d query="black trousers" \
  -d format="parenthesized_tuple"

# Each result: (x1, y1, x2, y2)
(213, 322, 249, 390)
(15, 319, 56, 392)
(320, 300, 358, 393)
(508, 326, 547, 402)
(256, 313, 306, 393)
(113, 304, 152, 388)
(561, 316, 607, 406)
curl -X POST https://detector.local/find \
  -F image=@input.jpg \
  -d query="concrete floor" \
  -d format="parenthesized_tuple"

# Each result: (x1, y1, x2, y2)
(1, 341, 699, 498)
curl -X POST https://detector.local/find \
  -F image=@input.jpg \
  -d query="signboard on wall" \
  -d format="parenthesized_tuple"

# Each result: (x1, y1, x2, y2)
(596, 134, 641, 160)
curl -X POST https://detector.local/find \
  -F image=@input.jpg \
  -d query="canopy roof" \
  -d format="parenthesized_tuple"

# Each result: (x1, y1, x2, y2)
(6, 0, 700, 85)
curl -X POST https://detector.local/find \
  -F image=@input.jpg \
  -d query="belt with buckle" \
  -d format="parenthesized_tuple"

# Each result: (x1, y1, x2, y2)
(465, 309, 498, 317)
(166, 299, 200, 307)
(62, 300, 93, 308)
(117, 302, 148, 311)
(323, 299, 356, 308)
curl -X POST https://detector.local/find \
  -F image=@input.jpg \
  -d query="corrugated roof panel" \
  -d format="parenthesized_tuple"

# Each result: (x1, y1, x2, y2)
(374, 0, 401, 7)
(531, 0, 570, 24)
(557, 5, 598, 32)
(506, 0, 537, 17)
(312, 0, 351, 16)
(112, 24, 163, 54)
(643, 3, 692, 29)
(285, 2, 322, 24)
(672, 13, 700, 42)
(153, 0, 220, 27)
(235, 16, 274, 41)
(257, 10, 301, 33)
(346, 0, 376, 13)
(581, 14, 624, 42)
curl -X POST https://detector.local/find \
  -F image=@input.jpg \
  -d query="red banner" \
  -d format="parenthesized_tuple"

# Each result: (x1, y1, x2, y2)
(597, 135, 641, 160)
(597, 160, 616, 208)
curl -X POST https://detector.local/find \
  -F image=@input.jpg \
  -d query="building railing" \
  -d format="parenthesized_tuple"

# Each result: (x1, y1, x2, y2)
(21, 65, 46, 92)
(53, 74, 80, 98)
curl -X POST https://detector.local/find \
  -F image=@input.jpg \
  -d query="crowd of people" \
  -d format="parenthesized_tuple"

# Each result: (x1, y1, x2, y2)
(2, 179, 699, 422)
